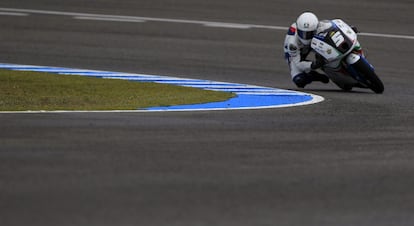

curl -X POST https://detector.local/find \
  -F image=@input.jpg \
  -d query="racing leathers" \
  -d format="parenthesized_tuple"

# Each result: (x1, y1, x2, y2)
(283, 23, 328, 88)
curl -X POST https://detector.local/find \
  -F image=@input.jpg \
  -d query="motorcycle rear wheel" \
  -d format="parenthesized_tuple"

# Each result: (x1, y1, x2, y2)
(353, 59, 384, 94)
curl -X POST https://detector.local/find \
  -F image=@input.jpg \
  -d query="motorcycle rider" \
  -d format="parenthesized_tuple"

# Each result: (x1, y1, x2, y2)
(284, 12, 329, 88)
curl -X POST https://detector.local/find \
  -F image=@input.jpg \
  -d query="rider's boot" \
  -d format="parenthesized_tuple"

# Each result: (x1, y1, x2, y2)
(293, 71, 329, 88)
(293, 73, 312, 88)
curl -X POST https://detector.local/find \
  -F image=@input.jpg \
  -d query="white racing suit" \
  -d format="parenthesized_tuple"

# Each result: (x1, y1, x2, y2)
(283, 23, 328, 88)
(284, 23, 312, 77)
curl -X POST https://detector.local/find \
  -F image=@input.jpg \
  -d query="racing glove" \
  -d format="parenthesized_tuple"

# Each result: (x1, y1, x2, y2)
(351, 25, 359, 33)
(311, 55, 325, 69)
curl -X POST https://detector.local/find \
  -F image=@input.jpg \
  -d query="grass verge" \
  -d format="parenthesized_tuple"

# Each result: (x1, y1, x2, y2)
(0, 69, 235, 111)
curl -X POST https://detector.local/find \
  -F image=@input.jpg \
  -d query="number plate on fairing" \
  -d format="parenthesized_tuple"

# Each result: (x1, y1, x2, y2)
(332, 32, 345, 47)
(311, 38, 341, 61)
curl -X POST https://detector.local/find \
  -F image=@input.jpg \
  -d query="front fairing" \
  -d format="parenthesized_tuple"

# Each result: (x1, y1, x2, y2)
(311, 19, 358, 62)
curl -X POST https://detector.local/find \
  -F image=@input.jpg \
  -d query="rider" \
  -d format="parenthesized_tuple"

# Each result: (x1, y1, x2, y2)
(284, 12, 329, 88)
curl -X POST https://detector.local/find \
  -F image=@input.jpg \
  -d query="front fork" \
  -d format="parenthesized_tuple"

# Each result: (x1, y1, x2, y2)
(321, 41, 370, 78)
(345, 50, 374, 86)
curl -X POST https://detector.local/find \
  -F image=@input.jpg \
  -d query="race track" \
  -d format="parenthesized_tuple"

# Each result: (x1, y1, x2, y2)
(1, 1, 414, 226)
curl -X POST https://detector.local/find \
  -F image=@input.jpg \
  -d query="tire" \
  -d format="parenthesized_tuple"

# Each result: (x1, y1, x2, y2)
(352, 59, 384, 94)
(339, 84, 353, 92)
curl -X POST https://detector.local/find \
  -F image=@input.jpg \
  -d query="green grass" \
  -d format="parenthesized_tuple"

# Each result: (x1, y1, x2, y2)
(0, 69, 235, 111)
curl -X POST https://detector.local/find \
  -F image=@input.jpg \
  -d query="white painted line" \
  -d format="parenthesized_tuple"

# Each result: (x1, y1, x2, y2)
(0, 7, 108, 17)
(0, 7, 413, 40)
(203, 22, 252, 29)
(0, 92, 324, 113)
(359, 32, 414, 40)
(0, 11, 28, 16)
(74, 16, 146, 23)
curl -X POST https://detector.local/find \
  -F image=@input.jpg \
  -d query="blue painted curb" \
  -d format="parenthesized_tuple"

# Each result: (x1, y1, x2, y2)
(147, 94, 313, 111)
(0, 63, 324, 111)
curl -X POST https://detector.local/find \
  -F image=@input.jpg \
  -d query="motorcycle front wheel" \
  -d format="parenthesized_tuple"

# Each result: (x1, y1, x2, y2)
(353, 59, 384, 94)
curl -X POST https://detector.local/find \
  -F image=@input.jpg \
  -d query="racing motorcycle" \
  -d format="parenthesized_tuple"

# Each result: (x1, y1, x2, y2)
(311, 19, 384, 93)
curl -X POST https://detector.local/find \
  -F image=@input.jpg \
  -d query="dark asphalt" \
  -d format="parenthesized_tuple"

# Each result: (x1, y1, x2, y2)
(1, 1, 414, 226)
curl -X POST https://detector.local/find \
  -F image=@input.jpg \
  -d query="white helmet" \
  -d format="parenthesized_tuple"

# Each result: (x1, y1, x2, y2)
(296, 12, 318, 45)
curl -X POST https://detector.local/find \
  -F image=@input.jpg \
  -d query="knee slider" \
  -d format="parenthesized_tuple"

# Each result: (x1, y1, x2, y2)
(293, 73, 311, 88)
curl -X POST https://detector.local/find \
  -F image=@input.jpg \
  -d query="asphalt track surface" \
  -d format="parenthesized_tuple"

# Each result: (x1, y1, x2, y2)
(1, 1, 414, 226)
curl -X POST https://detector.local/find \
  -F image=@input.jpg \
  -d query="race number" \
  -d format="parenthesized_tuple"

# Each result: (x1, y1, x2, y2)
(332, 32, 345, 47)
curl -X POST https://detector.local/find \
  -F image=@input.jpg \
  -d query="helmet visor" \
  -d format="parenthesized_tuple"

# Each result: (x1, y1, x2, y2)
(298, 29, 316, 40)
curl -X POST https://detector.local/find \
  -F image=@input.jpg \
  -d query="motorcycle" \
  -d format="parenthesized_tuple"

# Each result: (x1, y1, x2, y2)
(311, 19, 384, 93)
